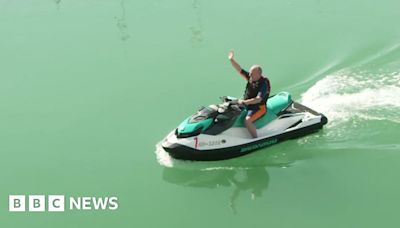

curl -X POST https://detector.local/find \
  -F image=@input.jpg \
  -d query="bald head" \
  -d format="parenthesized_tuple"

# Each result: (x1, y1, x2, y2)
(249, 65, 263, 80)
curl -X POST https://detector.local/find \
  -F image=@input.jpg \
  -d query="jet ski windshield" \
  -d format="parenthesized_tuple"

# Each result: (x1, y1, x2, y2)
(189, 106, 218, 123)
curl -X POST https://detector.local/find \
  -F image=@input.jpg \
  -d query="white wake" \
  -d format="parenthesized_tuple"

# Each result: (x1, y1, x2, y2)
(300, 71, 400, 126)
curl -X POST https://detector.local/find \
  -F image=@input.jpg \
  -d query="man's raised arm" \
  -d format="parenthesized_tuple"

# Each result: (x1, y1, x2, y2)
(228, 50, 249, 80)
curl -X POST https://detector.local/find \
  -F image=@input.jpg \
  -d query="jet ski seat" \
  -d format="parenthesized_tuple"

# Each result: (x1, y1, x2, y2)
(235, 92, 293, 128)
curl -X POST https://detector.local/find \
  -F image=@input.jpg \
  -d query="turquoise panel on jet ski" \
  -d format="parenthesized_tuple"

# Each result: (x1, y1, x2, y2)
(267, 92, 292, 115)
(177, 117, 214, 134)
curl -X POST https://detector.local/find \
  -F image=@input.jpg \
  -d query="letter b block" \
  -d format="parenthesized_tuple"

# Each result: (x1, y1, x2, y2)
(9, 195, 26, 212)
(29, 195, 45, 212)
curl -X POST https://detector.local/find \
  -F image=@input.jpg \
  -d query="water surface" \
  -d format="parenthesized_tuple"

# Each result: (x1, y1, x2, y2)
(1, 0, 400, 227)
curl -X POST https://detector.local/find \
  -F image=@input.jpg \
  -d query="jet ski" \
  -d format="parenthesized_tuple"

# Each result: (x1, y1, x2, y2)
(162, 92, 327, 161)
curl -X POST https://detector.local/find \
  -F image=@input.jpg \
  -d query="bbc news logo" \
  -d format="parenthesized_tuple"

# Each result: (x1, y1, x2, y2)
(9, 195, 119, 212)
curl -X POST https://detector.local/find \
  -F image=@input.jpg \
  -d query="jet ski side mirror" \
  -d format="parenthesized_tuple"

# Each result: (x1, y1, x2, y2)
(220, 96, 230, 102)
(220, 96, 238, 102)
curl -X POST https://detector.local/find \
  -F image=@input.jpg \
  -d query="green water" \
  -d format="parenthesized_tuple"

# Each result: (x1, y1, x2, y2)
(1, 0, 400, 227)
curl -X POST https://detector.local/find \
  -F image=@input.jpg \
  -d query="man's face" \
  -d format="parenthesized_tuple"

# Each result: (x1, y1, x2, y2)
(249, 66, 261, 79)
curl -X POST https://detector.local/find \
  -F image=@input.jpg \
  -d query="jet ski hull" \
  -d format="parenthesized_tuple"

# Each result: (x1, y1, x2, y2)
(162, 115, 326, 161)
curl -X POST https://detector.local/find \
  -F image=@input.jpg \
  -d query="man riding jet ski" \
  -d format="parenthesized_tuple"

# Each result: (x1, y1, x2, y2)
(228, 50, 271, 138)
(161, 51, 328, 161)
